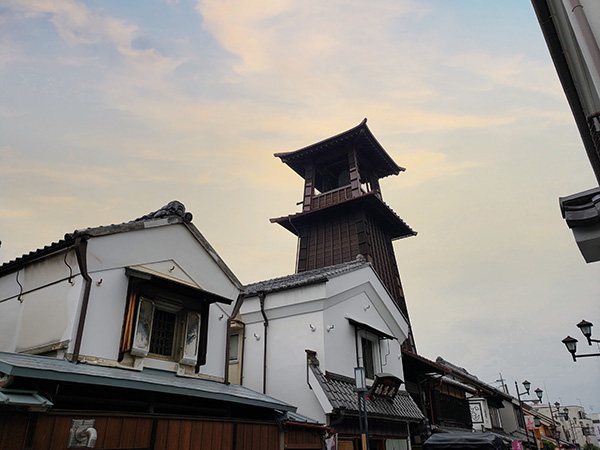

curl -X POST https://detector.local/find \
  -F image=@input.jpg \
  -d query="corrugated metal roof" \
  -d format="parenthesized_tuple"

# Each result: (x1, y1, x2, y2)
(0, 352, 295, 412)
(243, 257, 369, 296)
(280, 411, 323, 425)
(308, 364, 424, 421)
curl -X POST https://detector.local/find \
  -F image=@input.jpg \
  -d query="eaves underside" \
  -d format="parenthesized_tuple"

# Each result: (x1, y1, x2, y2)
(270, 192, 415, 240)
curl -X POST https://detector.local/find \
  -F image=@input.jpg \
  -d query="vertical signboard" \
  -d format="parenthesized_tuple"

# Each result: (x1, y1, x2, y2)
(525, 415, 536, 431)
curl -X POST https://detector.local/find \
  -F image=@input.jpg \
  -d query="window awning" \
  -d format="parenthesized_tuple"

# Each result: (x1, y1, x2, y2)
(346, 316, 397, 340)
(126, 267, 233, 304)
(0, 389, 53, 410)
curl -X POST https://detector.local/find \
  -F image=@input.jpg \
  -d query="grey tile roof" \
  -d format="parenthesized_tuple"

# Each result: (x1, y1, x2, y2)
(0, 351, 295, 412)
(309, 364, 424, 422)
(435, 357, 511, 400)
(0, 201, 243, 288)
(559, 186, 600, 228)
(430, 374, 477, 394)
(243, 257, 369, 296)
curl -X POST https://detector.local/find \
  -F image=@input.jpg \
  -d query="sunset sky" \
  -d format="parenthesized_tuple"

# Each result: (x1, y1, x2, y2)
(2, 0, 599, 411)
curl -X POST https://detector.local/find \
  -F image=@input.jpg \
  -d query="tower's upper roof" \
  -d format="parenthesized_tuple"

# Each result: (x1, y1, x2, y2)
(274, 119, 404, 179)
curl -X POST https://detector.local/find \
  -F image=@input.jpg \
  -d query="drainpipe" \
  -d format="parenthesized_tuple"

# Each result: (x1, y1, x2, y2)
(259, 292, 269, 394)
(563, 0, 600, 97)
(72, 237, 92, 363)
(224, 293, 246, 385)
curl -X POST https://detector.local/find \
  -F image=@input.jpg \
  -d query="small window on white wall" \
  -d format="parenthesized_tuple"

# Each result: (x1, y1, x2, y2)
(130, 297, 201, 365)
(229, 333, 240, 363)
(490, 406, 502, 429)
(357, 330, 381, 379)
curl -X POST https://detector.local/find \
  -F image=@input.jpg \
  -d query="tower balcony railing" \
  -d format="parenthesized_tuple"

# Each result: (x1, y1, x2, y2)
(308, 184, 383, 210)
(310, 184, 355, 209)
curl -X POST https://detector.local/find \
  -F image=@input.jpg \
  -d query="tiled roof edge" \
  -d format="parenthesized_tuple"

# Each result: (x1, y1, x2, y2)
(0, 201, 191, 275)
(243, 257, 369, 296)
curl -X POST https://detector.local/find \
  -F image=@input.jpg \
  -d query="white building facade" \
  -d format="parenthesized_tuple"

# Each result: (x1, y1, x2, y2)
(0, 201, 239, 379)
(231, 258, 424, 448)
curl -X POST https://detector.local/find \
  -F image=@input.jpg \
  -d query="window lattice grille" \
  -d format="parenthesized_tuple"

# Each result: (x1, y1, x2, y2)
(149, 309, 176, 356)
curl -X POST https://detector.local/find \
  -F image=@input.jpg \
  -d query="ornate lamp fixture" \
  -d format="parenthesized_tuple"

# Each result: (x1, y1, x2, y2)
(562, 320, 600, 361)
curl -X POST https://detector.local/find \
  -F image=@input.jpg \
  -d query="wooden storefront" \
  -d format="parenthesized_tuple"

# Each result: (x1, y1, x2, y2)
(1, 411, 324, 450)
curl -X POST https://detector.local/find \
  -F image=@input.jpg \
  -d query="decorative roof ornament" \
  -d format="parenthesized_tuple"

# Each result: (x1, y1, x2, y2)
(134, 200, 193, 223)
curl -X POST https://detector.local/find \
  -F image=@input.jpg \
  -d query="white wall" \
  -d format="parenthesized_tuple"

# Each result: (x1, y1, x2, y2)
(240, 290, 327, 421)
(0, 249, 82, 353)
(323, 269, 407, 379)
(86, 225, 239, 303)
(201, 302, 230, 377)
(499, 400, 520, 433)
(239, 265, 410, 422)
(0, 222, 239, 380)
(78, 267, 128, 360)
(78, 224, 237, 376)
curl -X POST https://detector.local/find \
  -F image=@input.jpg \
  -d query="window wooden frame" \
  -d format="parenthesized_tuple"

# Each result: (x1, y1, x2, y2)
(228, 332, 241, 364)
(356, 329, 381, 380)
(119, 278, 210, 372)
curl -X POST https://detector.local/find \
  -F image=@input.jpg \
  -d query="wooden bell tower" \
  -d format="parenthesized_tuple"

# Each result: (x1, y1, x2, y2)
(270, 119, 416, 322)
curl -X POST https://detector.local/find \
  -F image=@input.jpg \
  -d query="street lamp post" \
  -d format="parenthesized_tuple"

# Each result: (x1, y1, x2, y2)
(548, 402, 560, 442)
(354, 367, 369, 450)
(515, 380, 544, 449)
(569, 417, 578, 446)
(562, 320, 600, 361)
(552, 402, 569, 444)
(561, 408, 578, 446)
(555, 404, 574, 445)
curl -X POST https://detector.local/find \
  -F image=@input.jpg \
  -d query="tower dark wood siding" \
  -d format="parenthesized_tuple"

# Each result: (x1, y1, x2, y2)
(297, 209, 361, 272)
(364, 215, 407, 318)
(296, 206, 408, 319)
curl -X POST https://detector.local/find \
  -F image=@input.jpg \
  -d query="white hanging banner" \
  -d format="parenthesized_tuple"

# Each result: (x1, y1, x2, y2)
(325, 434, 338, 450)
(525, 415, 536, 431)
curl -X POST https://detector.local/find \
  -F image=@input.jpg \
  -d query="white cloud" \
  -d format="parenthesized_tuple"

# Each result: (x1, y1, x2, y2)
(444, 51, 564, 97)
(392, 151, 484, 188)
(196, 0, 427, 75)
(5, 0, 185, 102)
(0, 35, 25, 67)
(6, 0, 137, 49)
(0, 208, 34, 219)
